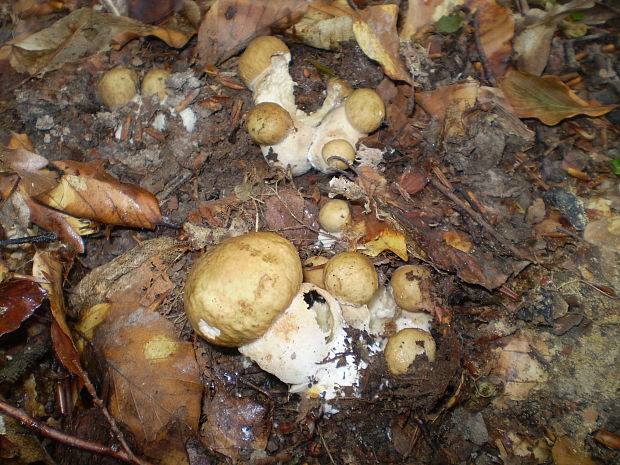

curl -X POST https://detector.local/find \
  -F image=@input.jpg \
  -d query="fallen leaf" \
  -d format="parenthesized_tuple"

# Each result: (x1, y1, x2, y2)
(0, 414, 55, 465)
(0, 147, 48, 172)
(443, 230, 474, 253)
(0, 279, 47, 337)
(9, 8, 195, 76)
(352, 5, 412, 84)
(552, 437, 596, 465)
(362, 228, 408, 261)
(127, 0, 185, 24)
(396, 166, 429, 195)
(400, 0, 464, 40)
(289, 0, 355, 50)
(196, 0, 308, 66)
(35, 173, 163, 229)
(500, 70, 616, 125)
(7, 132, 35, 151)
(263, 188, 319, 246)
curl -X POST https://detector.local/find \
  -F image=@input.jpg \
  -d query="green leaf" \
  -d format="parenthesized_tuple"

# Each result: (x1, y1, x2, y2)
(436, 13, 463, 34)
(611, 158, 620, 175)
(569, 11, 584, 20)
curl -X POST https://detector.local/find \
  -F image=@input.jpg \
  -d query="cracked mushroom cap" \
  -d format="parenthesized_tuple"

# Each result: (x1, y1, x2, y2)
(323, 252, 378, 306)
(384, 328, 436, 375)
(247, 102, 294, 145)
(184, 232, 303, 347)
(344, 88, 385, 133)
(238, 36, 290, 87)
(391, 264, 432, 311)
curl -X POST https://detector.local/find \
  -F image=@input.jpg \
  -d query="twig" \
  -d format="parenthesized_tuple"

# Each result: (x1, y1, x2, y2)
(100, 0, 121, 16)
(0, 399, 154, 465)
(430, 170, 532, 261)
(0, 232, 58, 246)
(317, 425, 336, 465)
(473, 11, 497, 86)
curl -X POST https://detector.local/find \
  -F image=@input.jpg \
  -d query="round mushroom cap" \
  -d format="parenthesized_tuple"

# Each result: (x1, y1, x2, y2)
(322, 139, 356, 170)
(303, 256, 329, 288)
(238, 36, 290, 86)
(324, 252, 378, 306)
(391, 265, 432, 311)
(141, 69, 170, 100)
(344, 88, 385, 133)
(384, 328, 436, 375)
(318, 199, 351, 233)
(184, 232, 303, 347)
(98, 67, 138, 109)
(247, 102, 294, 145)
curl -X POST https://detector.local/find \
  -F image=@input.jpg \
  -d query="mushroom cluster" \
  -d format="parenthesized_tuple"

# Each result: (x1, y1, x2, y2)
(239, 36, 385, 176)
(98, 67, 171, 110)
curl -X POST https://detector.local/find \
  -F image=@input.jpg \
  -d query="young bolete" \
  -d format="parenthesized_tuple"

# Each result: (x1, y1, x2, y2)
(321, 139, 356, 171)
(141, 69, 170, 100)
(98, 67, 138, 109)
(323, 252, 378, 306)
(391, 264, 433, 312)
(384, 328, 436, 375)
(184, 232, 303, 346)
(318, 199, 351, 233)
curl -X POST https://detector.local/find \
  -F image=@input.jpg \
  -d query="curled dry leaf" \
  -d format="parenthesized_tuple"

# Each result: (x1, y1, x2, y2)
(290, 0, 355, 50)
(362, 228, 408, 261)
(0, 147, 48, 172)
(0, 279, 47, 337)
(7, 132, 35, 151)
(352, 5, 412, 84)
(9, 8, 195, 76)
(499, 70, 616, 126)
(196, 0, 308, 66)
(35, 173, 163, 229)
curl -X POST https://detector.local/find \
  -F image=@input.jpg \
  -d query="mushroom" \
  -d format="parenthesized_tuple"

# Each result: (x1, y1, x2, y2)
(141, 69, 170, 100)
(239, 36, 383, 175)
(303, 255, 329, 288)
(384, 328, 436, 375)
(390, 264, 433, 312)
(321, 139, 356, 171)
(98, 67, 138, 109)
(323, 252, 378, 306)
(184, 232, 303, 347)
(318, 199, 351, 233)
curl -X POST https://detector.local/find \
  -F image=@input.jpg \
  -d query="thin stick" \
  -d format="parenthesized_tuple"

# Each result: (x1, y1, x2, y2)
(0, 399, 154, 465)
(430, 172, 531, 261)
(473, 11, 497, 86)
(317, 425, 336, 465)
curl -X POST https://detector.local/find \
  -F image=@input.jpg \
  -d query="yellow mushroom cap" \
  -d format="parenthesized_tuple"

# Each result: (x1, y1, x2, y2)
(238, 36, 290, 87)
(98, 67, 138, 110)
(321, 139, 356, 170)
(344, 88, 385, 133)
(247, 102, 294, 145)
(141, 69, 170, 100)
(384, 328, 436, 375)
(323, 252, 378, 306)
(318, 199, 351, 233)
(184, 232, 303, 347)
(390, 265, 432, 312)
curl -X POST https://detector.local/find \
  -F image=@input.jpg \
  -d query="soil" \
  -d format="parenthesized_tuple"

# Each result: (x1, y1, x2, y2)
(0, 3, 619, 465)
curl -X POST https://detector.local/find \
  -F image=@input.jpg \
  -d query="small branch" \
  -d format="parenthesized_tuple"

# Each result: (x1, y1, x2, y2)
(0, 232, 58, 246)
(473, 11, 497, 86)
(100, 0, 121, 16)
(0, 399, 154, 465)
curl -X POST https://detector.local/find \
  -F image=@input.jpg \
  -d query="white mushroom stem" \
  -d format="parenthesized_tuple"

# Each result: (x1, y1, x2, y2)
(259, 120, 314, 176)
(307, 105, 365, 172)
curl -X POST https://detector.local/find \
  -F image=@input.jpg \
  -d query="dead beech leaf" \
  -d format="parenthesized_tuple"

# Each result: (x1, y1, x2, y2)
(552, 437, 596, 465)
(35, 174, 163, 229)
(443, 230, 474, 253)
(0, 279, 47, 337)
(499, 70, 616, 126)
(196, 0, 308, 66)
(9, 8, 195, 76)
(0, 146, 48, 172)
(352, 5, 412, 84)
(289, 0, 354, 50)
(400, 0, 464, 40)
(362, 228, 408, 261)
(7, 132, 35, 151)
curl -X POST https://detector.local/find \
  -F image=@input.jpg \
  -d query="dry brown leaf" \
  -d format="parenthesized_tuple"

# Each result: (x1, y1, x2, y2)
(499, 70, 616, 126)
(0, 279, 47, 337)
(0, 146, 48, 172)
(7, 132, 35, 151)
(9, 8, 195, 76)
(443, 230, 474, 253)
(352, 5, 412, 84)
(289, 0, 354, 50)
(35, 173, 163, 229)
(362, 228, 408, 261)
(196, 0, 308, 66)
(400, 0, 463, 40)
(552, 437, 596, 465)
(465, 0, 513, 79)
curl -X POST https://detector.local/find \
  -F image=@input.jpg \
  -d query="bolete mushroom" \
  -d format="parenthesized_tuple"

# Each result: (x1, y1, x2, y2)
(323, 252, 378, 306)
(384, 328, 436, 375)
(184, 232, 302, 346)
(318, 199, 351, 233)
(303, 255, 329, 288)
(390, 264, 433, 312)
(98, 67, 138, 109)
(141, 69, 170, 100)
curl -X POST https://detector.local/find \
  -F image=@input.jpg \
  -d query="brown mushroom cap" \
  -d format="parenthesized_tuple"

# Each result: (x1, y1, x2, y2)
(141, 69, 170, 100)
(98, 67, 138, 109)
(303, 256, 329, 288)
(384, 328, 436, 375)
(238, 36, 290, 86)
(344, 88, 385, 133)
(323, 252, 378, 306)
(247, 102, 294, 145)
(390, 265, 432, 311)
(184, 232, 303, 347)
(321, 139, 356, 170)
(318, 199, 351, 233)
